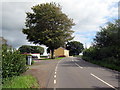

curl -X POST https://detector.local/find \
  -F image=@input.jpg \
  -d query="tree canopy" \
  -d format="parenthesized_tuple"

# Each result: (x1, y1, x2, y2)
(18, 45, 44, 55)
(66, 41, 84, 56)
(23, 2, 75, 58)
(82, 19, 120, 71)
(94, 20, 120, 48)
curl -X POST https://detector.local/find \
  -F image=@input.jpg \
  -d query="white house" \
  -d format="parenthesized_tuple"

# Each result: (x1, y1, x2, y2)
(30, 53, 40, 59)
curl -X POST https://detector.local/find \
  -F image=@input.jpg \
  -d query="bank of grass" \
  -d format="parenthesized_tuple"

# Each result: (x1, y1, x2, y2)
(89, 60, 120, 72)
(3, 75, 39, 88)
(40, 57, 65, 60)
(75, 55, 120, 72)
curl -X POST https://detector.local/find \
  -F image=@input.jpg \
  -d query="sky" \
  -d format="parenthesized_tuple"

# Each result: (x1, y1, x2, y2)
(0, 0, 119, 55)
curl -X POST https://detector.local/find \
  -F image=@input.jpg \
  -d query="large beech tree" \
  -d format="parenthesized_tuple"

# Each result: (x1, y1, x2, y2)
(23, 3, 74, 58)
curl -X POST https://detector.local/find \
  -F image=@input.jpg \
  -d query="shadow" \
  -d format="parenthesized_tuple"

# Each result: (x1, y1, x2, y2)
(61, 57, 99, 68)
(92, 86, 115, 90)
(60, 61, 78, 67)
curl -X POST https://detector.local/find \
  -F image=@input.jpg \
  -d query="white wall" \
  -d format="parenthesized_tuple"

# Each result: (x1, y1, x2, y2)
(31, 53, 40, 59)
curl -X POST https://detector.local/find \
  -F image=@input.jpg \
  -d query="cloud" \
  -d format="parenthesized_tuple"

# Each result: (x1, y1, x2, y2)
(1, 0, 118, 52)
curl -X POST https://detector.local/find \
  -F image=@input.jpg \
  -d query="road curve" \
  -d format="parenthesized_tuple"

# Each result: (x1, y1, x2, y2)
(47, 57, 119, 89)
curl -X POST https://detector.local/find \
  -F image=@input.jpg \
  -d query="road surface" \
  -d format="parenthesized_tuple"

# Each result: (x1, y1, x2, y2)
(47, 57, 119, 89)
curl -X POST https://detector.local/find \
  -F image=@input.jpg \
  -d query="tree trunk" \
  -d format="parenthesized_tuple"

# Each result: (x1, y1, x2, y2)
(51, 49, 54, 59)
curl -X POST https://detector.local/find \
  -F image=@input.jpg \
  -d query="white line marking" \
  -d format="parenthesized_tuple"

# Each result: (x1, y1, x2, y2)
(54, 75, 56, 78)
(72, 58, 74, 62)
(54, 79, 56, 84)
(55, 72, 56, 74)
(90, 73, 116, 89)
(75, 63, 83, 69)
(55, 67, 57, 72)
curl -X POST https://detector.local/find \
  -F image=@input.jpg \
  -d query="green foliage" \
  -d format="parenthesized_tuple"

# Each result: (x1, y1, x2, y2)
(23, 2, 75, 58)
(82, 19, 120, 71)
(66, 41, 84, 56)
(31, 60, 34, 65)
(2, 44, 27, 78)
(94, 20, 120, 48)
(2, 75, 39, 88)
(18, 45, 44, 55)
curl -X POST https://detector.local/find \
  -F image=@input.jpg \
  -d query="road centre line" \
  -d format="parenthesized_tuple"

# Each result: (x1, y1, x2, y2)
(54, 60, 62, 85)
(55, 67, 57, 72)
(54, 75, 56, 78)
(90, 73, 116, 89)
(54, 79, 56, 84)
(75, 63, 83, 69)
(72, 57, 74, 61)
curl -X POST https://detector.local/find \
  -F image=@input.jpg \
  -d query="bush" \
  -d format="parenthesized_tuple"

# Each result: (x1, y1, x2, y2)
(82, 46, 120, 71)
(2, 45, 27, 78)
(31, 60, 34, 65)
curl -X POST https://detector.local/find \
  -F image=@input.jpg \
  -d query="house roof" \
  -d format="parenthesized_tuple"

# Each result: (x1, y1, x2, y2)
(57, 47, 68, 50)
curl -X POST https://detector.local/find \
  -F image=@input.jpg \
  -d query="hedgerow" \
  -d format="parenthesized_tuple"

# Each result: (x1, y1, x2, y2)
(2, 44, 27, 78)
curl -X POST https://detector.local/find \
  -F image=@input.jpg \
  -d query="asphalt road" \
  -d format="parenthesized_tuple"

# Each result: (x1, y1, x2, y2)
(47, 57, 119, 89)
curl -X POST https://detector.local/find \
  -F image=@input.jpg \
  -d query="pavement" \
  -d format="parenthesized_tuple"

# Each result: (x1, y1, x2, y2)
(23, 57, 119, 89)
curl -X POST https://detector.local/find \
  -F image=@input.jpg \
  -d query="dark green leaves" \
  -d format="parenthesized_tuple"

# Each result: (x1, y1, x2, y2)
(66, 41, 84, 56)
(18, 45, 44, 55)
(2, 45, 27, 78)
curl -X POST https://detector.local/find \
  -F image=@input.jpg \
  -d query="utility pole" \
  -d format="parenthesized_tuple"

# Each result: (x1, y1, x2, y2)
(85, 43, 87, 49)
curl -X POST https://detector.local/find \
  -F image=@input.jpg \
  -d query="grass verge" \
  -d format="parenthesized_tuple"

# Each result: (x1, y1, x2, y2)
(75, 55, 120, 72)
(89, 60, 120, 72)
(2, 75, 39, 88)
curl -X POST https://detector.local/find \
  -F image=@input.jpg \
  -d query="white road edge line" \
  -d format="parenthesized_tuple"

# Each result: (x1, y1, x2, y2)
(75, 63, 83, 69)
(90, 73, 116, 89)
(55, 72, 56, 74)
(54, 79, 56, 84)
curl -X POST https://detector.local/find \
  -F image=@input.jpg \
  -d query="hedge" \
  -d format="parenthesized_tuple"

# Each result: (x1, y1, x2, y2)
(2, 44, 27, 78)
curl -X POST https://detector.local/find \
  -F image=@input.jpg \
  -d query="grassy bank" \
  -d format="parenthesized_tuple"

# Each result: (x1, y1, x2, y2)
(75, 55, 120, 72)
(87, 59, 120, 72)
(3, 75, 39, 88)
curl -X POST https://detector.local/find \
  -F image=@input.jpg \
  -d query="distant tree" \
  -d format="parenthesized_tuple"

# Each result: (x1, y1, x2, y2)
(66, 41, 84, 56)
(23, 2, 75, 58)
(18, 45, 44, 55)
(0, 37, 7, 45)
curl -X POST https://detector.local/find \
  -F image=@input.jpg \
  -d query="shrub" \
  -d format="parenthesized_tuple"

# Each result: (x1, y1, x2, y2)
(2, 45, 27, 78)
(31, 60, 34, 65)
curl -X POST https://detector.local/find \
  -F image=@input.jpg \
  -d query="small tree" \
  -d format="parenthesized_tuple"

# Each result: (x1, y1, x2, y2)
(23, 2, 75, 58)
(66, 41, 84, 56)
(18, 45, 44, 55)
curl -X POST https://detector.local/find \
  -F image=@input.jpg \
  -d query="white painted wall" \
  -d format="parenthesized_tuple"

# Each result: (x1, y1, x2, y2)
(31, 53, 40, 59)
